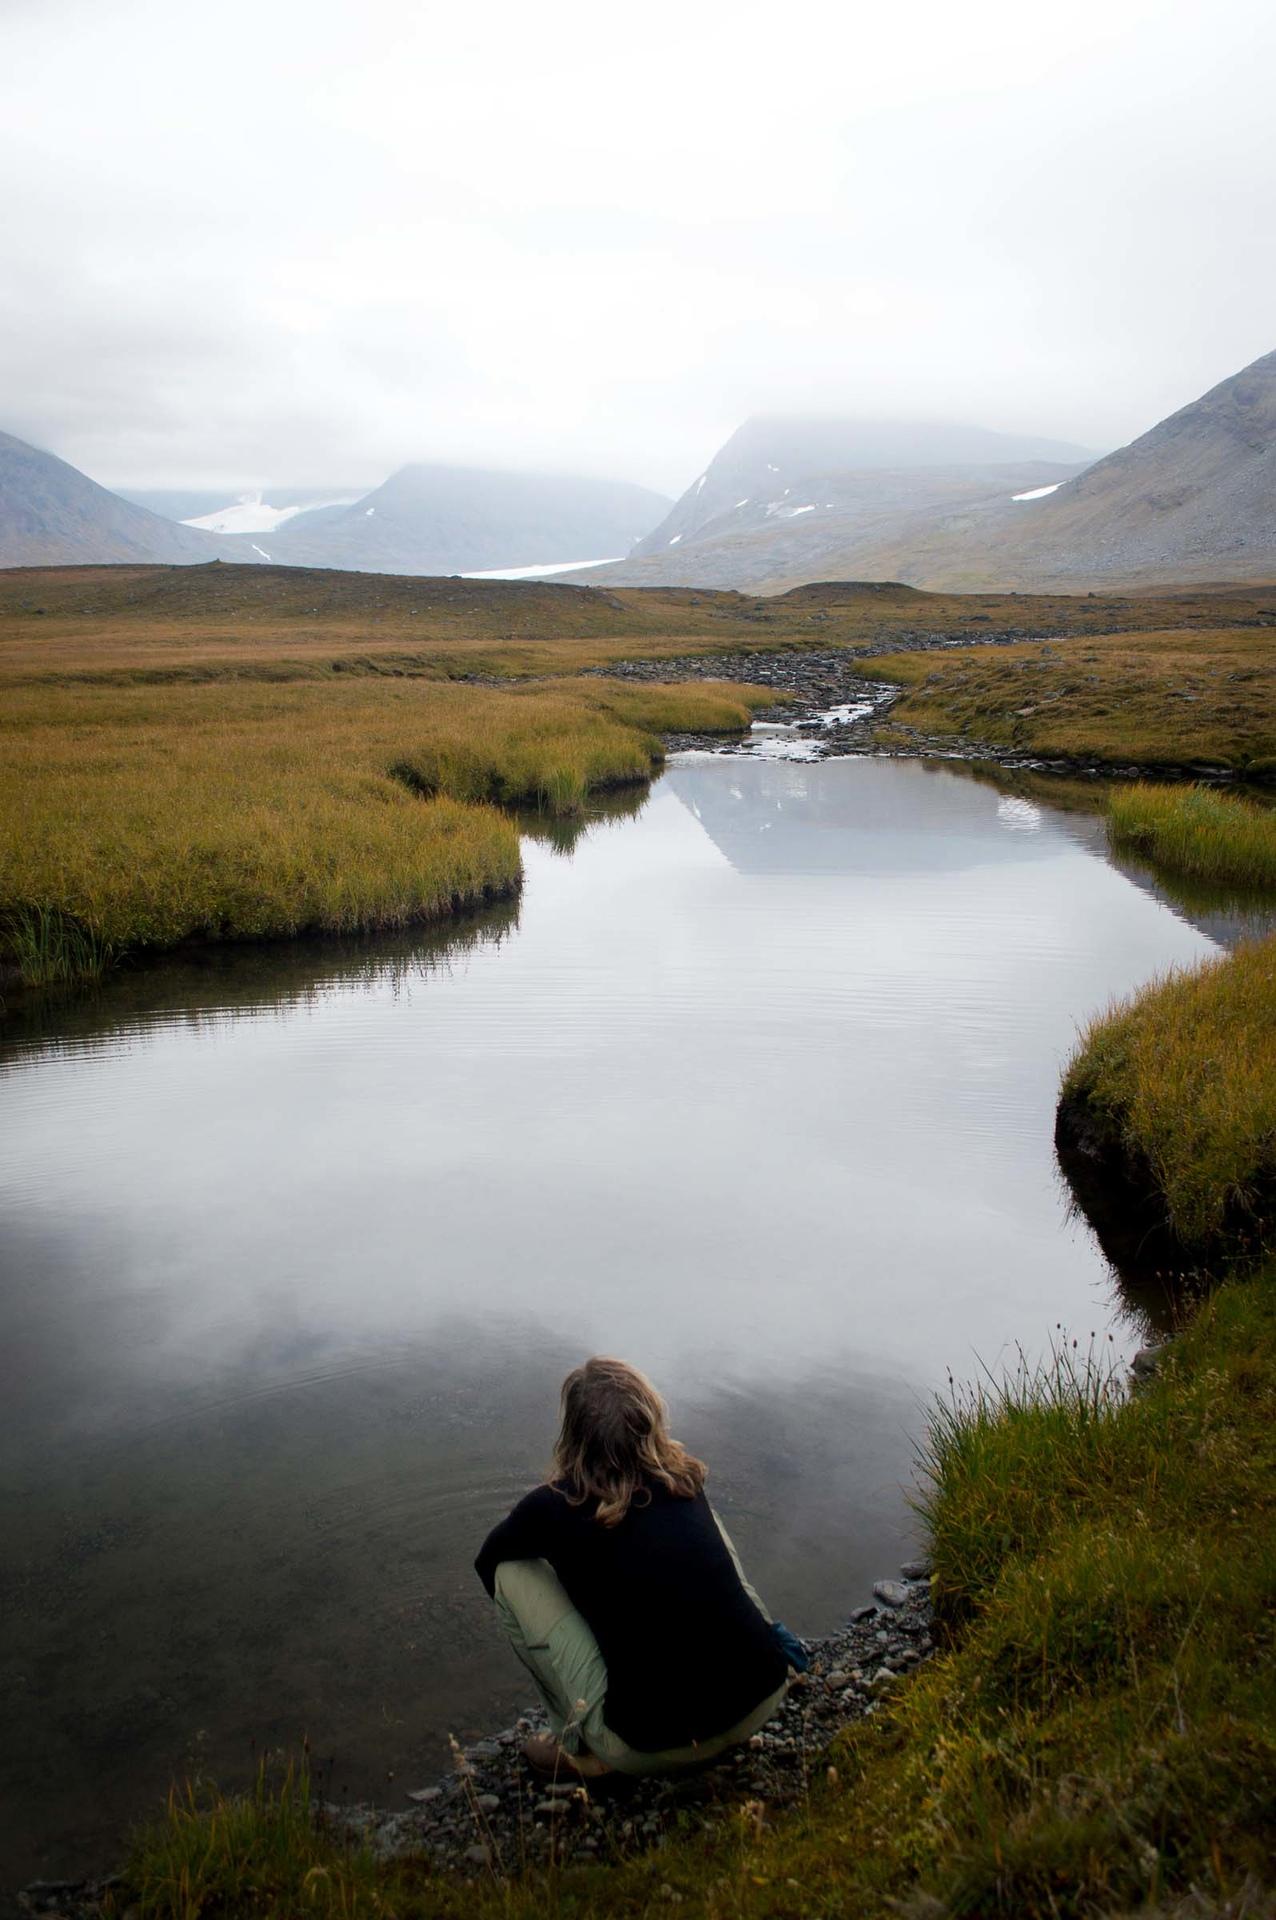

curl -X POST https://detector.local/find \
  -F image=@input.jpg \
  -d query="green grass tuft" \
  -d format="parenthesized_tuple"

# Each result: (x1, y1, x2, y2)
(0, 904, 115, 991)
(1108, 782, 1276, 893)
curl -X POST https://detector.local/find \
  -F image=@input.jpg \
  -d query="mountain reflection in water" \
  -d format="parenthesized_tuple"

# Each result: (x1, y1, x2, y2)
(0, 755, 1226, 1889)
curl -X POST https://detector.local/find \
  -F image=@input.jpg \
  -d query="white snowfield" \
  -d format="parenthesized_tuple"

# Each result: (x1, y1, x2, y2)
(669, 534, 682, 545)
(182, 493, 360, 535)
(1011, 482, 1063, 501)
(460, 556, 623, 580)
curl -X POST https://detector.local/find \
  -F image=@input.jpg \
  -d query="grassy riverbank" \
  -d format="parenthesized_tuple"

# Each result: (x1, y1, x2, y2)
(1062, 937, 1276, 1264)
(113, 1277, 1276, 1920)
(0, 674, 766, 991)
(1108, 783, 1276, 891)
(857, 627, 1276, 775)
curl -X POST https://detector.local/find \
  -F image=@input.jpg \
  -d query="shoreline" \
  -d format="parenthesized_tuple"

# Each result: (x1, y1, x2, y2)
(16, 1564, 935, 1913)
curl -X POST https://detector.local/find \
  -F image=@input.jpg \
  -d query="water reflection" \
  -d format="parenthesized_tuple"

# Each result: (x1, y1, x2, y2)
(0, 756, 1227, 1888)
(955, 761, 1276, 949)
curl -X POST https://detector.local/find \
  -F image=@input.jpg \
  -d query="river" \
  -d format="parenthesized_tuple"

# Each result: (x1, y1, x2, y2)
(0, 754, 1235, 1888)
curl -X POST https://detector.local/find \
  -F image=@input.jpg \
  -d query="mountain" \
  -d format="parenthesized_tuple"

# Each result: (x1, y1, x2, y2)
(261, 464, 671, 574)
(582, 355, 1276, 593)
(628, 416, 1096, 561)
(576, 418, 1095, 591)
(896, 345, 1276, 591)
(0, 432, 234, 567)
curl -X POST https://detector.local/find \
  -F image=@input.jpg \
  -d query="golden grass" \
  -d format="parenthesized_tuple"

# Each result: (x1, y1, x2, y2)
(1, 565, 1272, 683)
(858, 627, 1276, 774)
(1108, 781, 1276, 891)
(0, 674, 768, 985)
(1063, 937, 1276, 1252)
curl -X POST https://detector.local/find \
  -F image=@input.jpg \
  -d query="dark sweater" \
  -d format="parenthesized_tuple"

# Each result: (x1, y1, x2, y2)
(475, 1481, 786, 1753)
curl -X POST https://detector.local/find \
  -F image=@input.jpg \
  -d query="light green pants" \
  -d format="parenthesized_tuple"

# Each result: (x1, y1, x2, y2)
(492, 1534, 787, 1776)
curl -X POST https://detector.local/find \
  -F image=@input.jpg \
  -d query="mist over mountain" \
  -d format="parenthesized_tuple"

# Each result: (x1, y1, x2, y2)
(0, 433, 235, 568)
(5, 352, 1271, 590)
(582, 354, 1276, 592)
(629, 417, 1097, 562)
(120, 487, 363, 537)
(922, 345, 1276, 591)
(261, 465, 671, 574)
(0, 447, 671, 576)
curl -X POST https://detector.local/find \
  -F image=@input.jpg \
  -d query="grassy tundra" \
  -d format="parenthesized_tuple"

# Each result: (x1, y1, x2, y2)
(857, 626, 1276, 776)
(3, 564, 1273, 994)
(0, 564, 1006, 991)
(0, 671, 768, 991)
(9, 564, 1276, 1914)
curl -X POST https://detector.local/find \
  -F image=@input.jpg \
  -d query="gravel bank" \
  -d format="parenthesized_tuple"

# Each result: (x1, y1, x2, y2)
(18, 1566, 934, 1913)
(320, 1564, 935, 1882)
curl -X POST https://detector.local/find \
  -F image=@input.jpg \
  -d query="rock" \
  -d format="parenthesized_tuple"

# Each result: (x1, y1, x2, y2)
(406, 1785, 443, 1803)
(463, 1844, 490, 1865)
(823, 1668, 851, 1692)
(849, 1604, 877, 1623)
(475, 1792, 501, 1812)
(872, 1667, 900, 1691)
(900, 1559, 931, 1580)
(873, 1580, 909, 1608)
(1131, 1345, 1163, 1380)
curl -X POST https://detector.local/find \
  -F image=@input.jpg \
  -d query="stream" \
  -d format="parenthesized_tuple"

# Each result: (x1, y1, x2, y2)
(0, 753, 1253, 1889)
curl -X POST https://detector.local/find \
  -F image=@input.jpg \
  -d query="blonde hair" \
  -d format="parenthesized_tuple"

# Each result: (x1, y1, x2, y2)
(552, 1356, 706, 1527)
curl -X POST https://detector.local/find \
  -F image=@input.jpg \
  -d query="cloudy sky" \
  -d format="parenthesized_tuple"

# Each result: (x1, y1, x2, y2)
(2, 0, 1273, 495)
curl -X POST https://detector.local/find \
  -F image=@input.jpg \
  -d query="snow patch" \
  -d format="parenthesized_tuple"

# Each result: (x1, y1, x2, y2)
(1011, 483, 1062, 502)
(694, 474, 707, 494)
(461, 556, 623, 580)
(250, 543, 271, 560)
(669, 534, 682, 545)
(181, 492, 361, 536)
(788, 504, 815, 517)
(734, 498, 749, 509)
(365, 506, 376, 516)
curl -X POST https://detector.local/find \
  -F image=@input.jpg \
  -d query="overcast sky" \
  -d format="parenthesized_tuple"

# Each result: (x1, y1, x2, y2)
(2, 0, 1273, 496)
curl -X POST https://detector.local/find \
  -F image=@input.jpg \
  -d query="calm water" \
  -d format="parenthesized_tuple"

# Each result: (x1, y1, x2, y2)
(0, 757, 1226, 1886)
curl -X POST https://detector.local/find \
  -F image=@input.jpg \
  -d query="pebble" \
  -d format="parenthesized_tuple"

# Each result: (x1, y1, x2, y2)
(872, 1580, 910, 1608)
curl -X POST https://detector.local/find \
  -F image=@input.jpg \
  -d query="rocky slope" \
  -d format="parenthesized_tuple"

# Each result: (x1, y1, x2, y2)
(628, 415, 1093, 562)
(584, 352, 1276, 593)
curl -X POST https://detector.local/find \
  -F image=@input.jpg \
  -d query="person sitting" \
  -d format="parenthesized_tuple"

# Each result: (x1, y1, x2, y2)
(475, 1355, 790, 1778)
